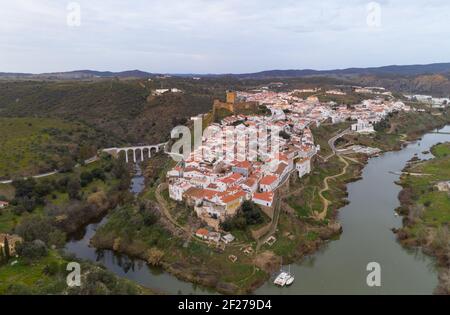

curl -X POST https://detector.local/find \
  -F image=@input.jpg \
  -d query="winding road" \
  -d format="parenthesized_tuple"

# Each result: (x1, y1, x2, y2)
(313, 128, 353, 220)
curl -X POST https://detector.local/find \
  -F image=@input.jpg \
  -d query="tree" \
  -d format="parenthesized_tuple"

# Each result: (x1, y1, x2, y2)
(4, 236, 10, 261)
(15, 217, 54, 244)
(80, 171, 93, 187)
(91, 168, 106, 181)
(12, 178, 36, 199)
(0, 245, 4, 264)
(16, 240, 48, 262)
(58, 156, 75, 173)
(68, 178, 81, 200)
(47, 229, 67, 248)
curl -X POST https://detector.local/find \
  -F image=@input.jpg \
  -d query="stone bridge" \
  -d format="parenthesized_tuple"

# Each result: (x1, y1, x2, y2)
(102, 142, 167, 163)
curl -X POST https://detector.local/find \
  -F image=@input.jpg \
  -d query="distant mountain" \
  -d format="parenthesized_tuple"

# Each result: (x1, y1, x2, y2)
(0, 69, 156, 80)
(2, 62, 450, 80)
(233, 63, 450, 79)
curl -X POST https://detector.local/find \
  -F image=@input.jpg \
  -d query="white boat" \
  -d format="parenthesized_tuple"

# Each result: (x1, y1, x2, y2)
(274, 271, 290, 286)
(285, 275, 294, 286)
(274, 265, 295, 287)
(285, 265, 295, 286)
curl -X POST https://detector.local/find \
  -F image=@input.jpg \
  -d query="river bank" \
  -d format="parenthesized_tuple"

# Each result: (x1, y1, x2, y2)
(68, 110, 450, 295)
(394, 140, 450, 295)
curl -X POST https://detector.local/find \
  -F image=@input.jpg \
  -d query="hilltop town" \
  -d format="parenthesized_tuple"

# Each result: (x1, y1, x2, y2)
(167, 89, 412, 234)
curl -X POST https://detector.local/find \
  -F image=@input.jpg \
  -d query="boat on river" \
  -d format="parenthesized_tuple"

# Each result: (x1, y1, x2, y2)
(274, 265, 295, 287)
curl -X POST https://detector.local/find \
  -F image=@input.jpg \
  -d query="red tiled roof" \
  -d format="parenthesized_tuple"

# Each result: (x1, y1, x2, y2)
(233, 160, 252, 169)
(220, 190, 246, 204)
(260, 175, 278, 186)
(253, 192, 274, 203)
(196, 229, 209, 236)
(219, 173, 243, 184)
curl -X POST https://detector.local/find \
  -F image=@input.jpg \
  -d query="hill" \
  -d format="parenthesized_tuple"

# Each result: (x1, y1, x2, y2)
(233, 63, 450, 79)
(0, 117, 105, 179)
(0, 78, 235, 146)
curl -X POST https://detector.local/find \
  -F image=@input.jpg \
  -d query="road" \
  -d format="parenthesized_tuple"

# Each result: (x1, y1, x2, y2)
(314, 128, 353, 220)
(323, 128, 352, 161)
(0, 155, 100, 184)
(314, 155, 350, 220)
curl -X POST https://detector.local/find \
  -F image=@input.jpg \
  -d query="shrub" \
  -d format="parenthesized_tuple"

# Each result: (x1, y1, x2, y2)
(16, 240, 48, 262)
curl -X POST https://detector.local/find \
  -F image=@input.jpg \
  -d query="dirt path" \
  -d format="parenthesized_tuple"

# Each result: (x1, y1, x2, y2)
(313, 155, 350, 221)
(155, 183, 190, 235)
(256, 196, 281, 252)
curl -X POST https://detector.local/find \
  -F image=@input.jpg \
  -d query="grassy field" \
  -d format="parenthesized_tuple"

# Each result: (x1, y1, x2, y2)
(431, 142, 450, 158)
(0, 117, 102, 179)
(397, 142, 450, 294)
(0, 250, 68, 294)
(399, 142, 450, 230)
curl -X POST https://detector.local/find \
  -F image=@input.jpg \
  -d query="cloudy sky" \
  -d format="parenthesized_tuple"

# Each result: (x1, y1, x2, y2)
(1, 0, 450, 74)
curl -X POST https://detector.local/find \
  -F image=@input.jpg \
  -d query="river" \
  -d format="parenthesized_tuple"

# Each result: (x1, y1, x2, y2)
(65, 126, 450, 295)
(65, 164, 215, 294)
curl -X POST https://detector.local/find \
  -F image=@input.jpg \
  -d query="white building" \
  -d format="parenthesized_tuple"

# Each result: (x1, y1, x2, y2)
(169, 181, 193, 201)
(296, 158, 311, 178)
(259, 175, 279, 192)
(252, 191, 275, 207)
(351, 119, 375, 133)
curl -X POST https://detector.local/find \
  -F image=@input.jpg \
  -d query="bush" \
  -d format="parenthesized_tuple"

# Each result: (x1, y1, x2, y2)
(14, 216, 65, 247)
(67, 178, 81, 200)
(16, 240, 48, 262)
(220, 201, 264, 231)
(80, 171, 93, 187)
(6, 284, 34, 295)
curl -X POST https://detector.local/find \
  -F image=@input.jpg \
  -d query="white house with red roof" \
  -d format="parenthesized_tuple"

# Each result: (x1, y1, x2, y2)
(252, 191, 275, 207)
(259, 175, 279, 192)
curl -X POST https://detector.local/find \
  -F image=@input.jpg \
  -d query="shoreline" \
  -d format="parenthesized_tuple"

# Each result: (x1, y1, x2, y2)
(85, 115, 450, 295)
(393, 138, 450, 295)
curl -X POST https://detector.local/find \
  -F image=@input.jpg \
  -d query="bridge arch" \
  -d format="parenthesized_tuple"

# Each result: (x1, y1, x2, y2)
(102, 142, 167, 164)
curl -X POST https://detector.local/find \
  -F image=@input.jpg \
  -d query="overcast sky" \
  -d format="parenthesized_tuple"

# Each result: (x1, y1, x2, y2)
(1, 0, 449, 74)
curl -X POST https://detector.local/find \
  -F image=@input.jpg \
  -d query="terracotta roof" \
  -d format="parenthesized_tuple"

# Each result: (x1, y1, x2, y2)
(196, 229, 209, 236)
(184, 187, 204, 199)
(218, 173, 243, 185)
(232, 160, 252, 169)
(243, 177, 257, 187)
(275, 163, 288, 176)
(260, 175, 278, 186)
(184, 188, 217, 200)
(220, 190, 246, 204)
(253, 192, 274, 203)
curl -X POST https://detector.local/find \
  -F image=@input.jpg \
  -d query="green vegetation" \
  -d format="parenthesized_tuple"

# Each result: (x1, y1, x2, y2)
(396, 142, 450, 294)
(347, 109, 450, 151)
(431, 142, 450, 158)
(398, 142, 450, 230)
(92, 201, 268, 294)
(0, 117, 103, 179)
(221, 201, 267, 232)
(0, 152, 144, 295)
(0, 249, 151, 295)
(0, 79, 228, 146)
(0, 155, 131, 237)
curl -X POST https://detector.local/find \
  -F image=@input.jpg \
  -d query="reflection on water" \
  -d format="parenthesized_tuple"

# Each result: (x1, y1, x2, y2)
(65, 126, 449, 295)
(65, 163, 216, 295)
(255, 125, 450, 295)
